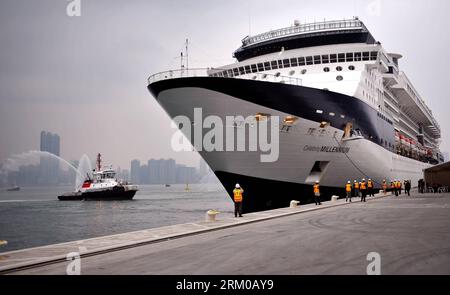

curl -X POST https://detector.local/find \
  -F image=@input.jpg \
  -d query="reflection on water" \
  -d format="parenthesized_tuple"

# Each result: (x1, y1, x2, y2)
(0, 184, 231, 252)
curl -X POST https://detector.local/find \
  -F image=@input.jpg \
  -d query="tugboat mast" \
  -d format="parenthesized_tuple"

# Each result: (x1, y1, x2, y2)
(96, 153, 102, 172)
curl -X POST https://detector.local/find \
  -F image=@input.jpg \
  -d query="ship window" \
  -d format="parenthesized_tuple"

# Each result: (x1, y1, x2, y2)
(233, 68, 239, 76)
(290, 58, 298, 67)
(305, 56, 313, 65)
(275, 72, 281, 77)
(336, 66, 343, 71)
(278, 60, 284, 68)
(257, 63, 264, 71)
(330, 54, 337, 63)
(227, 69, 234, 77)
(223, 71, 228, 78)
(355, 52, 362, 61)
(370, 51, 378, 60)
(271, 61, 278, 69)
(346, 53, 354, 62)
(238, 67, 245, 75)
(323, 67, 330, 72)
(283, 59, 290, 67)
(316, 110, 323, 114)
(298, 57, 306, 66)
(322, 55, 329, 64)
(349, 65, 355, 71)
(263, 62, 271, 70)
(244, 65, 251, 74)
(336, 75, 343, 81)
(251, 64, 257, 73)
(363, 52, 370, 61)
(301, 69, 307, 75)
(289, 70, 295, 76)
(338, 53, 345, 62)
(314, 55, 321, 64)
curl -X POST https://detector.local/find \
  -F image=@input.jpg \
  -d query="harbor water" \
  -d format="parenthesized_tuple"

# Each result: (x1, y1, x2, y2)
(0, 184, 231, 252)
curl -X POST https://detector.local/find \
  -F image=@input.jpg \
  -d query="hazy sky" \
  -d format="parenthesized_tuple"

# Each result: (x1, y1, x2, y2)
(1, 0, 449, 169)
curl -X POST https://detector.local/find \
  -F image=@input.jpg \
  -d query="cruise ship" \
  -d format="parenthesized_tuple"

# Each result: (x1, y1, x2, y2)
(147, 18, 443, 213)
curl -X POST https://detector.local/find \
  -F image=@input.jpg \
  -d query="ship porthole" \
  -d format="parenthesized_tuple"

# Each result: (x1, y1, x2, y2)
(323, 67, 330, 72)
(336, 66, 343, 71)
(301, 69, 307, 75)
(336, 75, 343, 81)
(349, 65, 355, 71)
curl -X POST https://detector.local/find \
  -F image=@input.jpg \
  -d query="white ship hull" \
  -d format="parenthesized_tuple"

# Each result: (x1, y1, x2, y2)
(149, 78, 431, 212)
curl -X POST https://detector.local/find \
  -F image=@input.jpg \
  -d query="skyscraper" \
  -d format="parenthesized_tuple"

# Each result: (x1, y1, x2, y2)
(130, 159, 140, 184)
(39, 131, 60, 185)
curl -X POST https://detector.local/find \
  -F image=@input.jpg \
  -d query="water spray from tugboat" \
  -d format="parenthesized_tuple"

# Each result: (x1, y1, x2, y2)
(0, 150, 93, 190)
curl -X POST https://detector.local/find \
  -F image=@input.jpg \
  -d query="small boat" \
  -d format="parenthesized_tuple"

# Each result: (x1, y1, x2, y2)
(58, 153, 138, 201)
(6, 186, 20, 192)
(165, 184, 171, 187)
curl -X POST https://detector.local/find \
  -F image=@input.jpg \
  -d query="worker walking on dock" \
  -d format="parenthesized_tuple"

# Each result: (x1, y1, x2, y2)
(353, 180, 360, 199)
(368, 179, 374, 197)
(382, 180, 388, 195)
(313, 181, 322, 205)
(233, 184, 244, 217)
(405, 180, 411, 196)
(345, 181, 352, 202)
(360, 179, 367, 202)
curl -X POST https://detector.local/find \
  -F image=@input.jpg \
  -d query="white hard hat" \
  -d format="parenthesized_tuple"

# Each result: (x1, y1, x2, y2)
(354, 180, 357, 182)
(347, 181, 351, 184)
(362, 178, 366, 181)
(235, 183, 240, 188)
(315, 180, 319, 183)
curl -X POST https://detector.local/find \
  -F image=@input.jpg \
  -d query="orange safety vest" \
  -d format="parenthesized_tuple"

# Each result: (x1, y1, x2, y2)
(396, 181, 401, 189)
(345, 183, 352, 192)
(368, 181, 373, 188)
(354, 182, 359, 189)
(390, 182, 394, 188)
(382, 182, 387, 190)
(233, 188, 243, 202)
(313, 184, 320, 194)
(360, 182, 367, 190)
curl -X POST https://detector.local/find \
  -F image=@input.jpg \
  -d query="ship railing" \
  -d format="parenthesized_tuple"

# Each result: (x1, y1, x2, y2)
(242, 19, 365, 47)
(148, 68, 302, 86)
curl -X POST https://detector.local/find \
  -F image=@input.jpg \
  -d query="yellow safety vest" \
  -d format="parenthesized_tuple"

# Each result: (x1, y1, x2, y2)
(233, 189, 243, 202)
(360, 182, 367, 190)
(313, 184, 320, 194)
(345, 184, 352, 192)
(354, 183, 359, 189)
(368, 181, 373, 188)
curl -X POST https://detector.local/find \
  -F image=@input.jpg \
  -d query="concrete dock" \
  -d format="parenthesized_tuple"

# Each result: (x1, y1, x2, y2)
(1, 192, 450, 275)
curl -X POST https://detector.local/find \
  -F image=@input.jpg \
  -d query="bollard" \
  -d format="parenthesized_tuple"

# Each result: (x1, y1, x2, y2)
(331, 195, 339, 202)
(290, 200, 300, 208)
(206, 210, 220, 222)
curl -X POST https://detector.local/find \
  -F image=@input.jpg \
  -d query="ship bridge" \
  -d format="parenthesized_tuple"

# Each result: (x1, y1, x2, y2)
(233, 18, 376, 62)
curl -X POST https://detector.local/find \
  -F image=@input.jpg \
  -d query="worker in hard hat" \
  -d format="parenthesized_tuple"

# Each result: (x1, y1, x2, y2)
(313, 181, 321, 205)
(360, 178, 367, 202)
(233, 183, 244, 217)
(353, 180, 360, 199)
(345, 180, 352, 202)
(367, 178, 374, 197)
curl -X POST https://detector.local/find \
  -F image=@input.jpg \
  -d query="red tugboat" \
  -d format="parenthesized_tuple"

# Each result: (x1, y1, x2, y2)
(58, 153, 138, 201)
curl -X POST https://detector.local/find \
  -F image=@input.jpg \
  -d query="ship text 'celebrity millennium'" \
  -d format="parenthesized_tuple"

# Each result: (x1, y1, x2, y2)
(147, 18, 443, 213)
